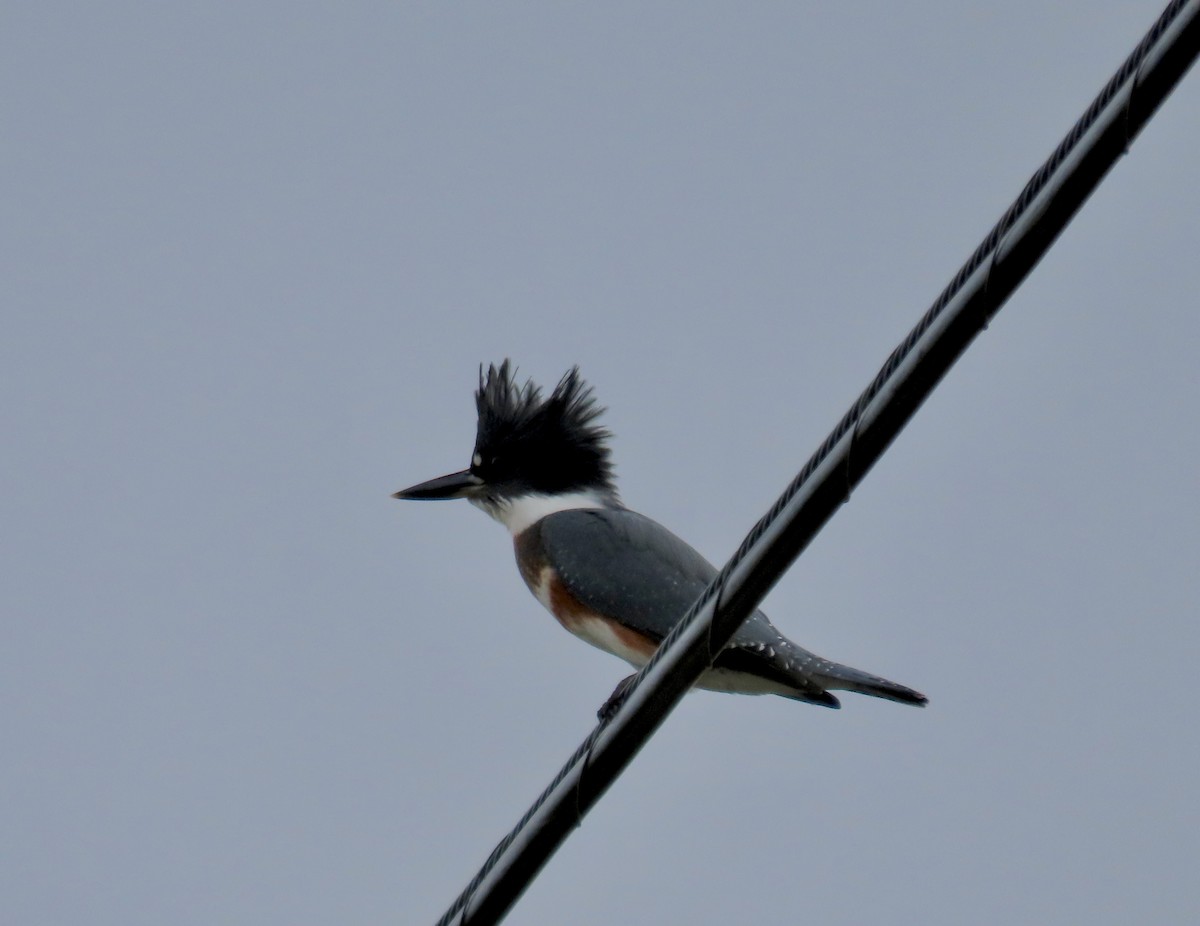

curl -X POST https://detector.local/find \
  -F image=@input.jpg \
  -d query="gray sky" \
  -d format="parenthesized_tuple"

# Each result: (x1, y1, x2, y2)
(4, 3, 1198, 924)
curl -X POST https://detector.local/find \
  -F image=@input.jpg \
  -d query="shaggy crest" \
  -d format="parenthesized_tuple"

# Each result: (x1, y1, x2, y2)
(472, 360, 616, 497)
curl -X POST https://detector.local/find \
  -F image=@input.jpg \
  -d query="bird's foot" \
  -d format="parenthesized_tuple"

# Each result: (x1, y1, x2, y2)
(597, 673, 637, 722)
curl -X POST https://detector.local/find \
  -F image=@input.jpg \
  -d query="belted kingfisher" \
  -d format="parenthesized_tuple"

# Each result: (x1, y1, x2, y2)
(394, 361, 926, 712)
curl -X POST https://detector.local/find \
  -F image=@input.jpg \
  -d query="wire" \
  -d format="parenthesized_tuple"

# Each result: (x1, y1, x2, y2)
(432, 2, 1200, 923)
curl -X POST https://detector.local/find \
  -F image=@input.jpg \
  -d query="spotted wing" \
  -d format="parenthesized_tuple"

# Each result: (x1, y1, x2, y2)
(532, 507, 839, 703)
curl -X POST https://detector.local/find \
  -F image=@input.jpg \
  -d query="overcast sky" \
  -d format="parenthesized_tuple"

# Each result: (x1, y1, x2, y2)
(4, 3, 1198, 924)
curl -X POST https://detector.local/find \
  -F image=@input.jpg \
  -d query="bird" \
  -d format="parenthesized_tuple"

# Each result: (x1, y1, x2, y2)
(393, 360, 926, 713)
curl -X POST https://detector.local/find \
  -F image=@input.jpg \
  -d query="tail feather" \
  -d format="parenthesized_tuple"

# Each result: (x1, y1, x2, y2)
(812, 661, 928, 707)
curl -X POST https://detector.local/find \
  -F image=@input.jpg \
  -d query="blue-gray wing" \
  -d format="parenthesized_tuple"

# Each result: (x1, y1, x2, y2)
(532, 507, 927, 708)
(533, 507, 783, 649)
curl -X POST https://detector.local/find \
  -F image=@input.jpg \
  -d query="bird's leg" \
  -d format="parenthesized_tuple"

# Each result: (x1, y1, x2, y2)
(597, 673, 637, 721)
